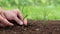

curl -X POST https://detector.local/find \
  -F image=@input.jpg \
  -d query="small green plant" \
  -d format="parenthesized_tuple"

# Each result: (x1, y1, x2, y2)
(23, 15, 28, 19)
(43, 7, 48, 26)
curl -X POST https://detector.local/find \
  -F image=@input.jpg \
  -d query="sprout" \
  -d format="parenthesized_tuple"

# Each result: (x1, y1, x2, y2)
(23, 15, 28, 19)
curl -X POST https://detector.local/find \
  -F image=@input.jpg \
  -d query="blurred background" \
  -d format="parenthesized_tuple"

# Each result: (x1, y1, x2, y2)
(0, 0, 60, 20)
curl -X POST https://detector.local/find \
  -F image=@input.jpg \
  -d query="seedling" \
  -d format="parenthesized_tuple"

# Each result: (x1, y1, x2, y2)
(23, 15, 28, 20)
(43, 7, 48, 26)
(23, 15, 28, 26)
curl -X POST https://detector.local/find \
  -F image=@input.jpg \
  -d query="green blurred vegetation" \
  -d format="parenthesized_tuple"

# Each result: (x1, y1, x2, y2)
(0, 0, 60, 20)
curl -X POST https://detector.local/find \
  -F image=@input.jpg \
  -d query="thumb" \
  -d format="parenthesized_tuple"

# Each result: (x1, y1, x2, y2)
(14, 17, 23, 25)
(23, 18, 27, 25)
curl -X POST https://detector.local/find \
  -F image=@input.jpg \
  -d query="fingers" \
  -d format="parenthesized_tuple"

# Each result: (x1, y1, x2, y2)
(14, 17, 23, 25)
(17, 9, 23, 20)
(14, 16, 27, 25)
(23, 18, 27, 25)
(16, 9, 28, 25)
(1, 12, 6, 18)
(0, 15, 14, 26)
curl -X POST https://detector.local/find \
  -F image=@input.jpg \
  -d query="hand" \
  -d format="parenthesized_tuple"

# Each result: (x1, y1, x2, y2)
(0, 7, 13, 27)
(3, 9, 27, 26)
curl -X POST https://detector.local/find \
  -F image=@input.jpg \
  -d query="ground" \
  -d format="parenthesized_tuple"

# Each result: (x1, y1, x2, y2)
(0, 20, 60, 34)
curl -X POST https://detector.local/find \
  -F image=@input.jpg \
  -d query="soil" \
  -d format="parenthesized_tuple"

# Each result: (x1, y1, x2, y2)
(0, 20, 60, 34)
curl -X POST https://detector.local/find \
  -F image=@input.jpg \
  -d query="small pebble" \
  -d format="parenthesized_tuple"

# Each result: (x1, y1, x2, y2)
(56, 28, 60, 31)
(24, 28, 27, 31)
(11, 31, 17, 34)
(35, 28, 40, 31)
(14, 32, 17, 34)
(2, 31, 5, 33)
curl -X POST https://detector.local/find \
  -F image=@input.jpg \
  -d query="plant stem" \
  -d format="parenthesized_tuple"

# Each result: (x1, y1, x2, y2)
(23, 15, 28, 20)
(43, 7, 47, 26)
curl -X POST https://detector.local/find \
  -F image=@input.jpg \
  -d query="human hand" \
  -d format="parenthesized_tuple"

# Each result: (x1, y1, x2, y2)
(4, 9, 27, 26)
(0, 7, 13, 27)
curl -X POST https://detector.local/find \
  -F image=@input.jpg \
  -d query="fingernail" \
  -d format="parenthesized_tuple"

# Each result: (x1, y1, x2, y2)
(9, 23, 14, 26)
(19, 21, 23, 25)
(11, 24, 14, 26)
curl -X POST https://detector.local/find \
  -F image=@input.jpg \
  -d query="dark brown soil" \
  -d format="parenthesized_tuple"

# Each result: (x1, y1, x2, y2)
(0, 20, 60, 34)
